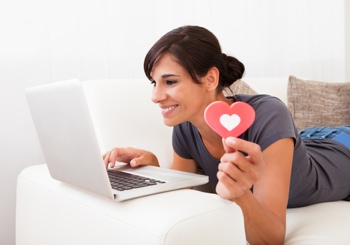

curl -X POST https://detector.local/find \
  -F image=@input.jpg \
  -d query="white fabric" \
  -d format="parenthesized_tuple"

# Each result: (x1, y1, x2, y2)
(16, 164, 246, 245)
(285, 201, 350, 244)
(16, 78, 350, 244)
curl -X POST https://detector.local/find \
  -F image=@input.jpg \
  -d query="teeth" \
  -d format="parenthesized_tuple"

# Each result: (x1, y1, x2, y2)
(162, 105, 177, 112)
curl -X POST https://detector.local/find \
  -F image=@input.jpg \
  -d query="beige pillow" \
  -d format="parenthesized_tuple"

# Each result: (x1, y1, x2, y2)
(288, 75, 350, 131)
(226, 79, 257, 96)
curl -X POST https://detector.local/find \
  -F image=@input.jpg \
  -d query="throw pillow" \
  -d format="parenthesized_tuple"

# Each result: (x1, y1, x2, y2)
(226, 79, 257, 96)
(287, 75, 350, 131)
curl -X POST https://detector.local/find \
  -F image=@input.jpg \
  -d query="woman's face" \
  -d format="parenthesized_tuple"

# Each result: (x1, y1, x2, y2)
(150, 53, 212, 126)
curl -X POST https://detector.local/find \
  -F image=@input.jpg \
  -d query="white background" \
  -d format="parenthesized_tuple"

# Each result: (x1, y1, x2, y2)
(0, 0, 349, 244)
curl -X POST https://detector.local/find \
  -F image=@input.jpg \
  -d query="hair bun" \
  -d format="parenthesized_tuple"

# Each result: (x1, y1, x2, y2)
(219, 53, 245, 87)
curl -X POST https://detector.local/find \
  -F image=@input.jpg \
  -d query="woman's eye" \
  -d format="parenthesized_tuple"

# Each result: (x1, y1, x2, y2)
(166, 80, 177, 86)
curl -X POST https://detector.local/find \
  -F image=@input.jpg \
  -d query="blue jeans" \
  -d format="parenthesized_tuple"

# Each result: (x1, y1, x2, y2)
(298, 126, 350, 140)
(299, 126, 350, 149)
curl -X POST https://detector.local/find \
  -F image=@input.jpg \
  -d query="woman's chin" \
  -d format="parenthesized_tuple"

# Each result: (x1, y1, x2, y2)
(163, 118, 178, 127)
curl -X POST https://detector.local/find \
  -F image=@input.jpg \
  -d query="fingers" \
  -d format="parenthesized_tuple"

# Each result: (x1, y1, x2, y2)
(103, 150, 110, 168)
(218, 159, 255, 191)
(222, 138, 236, 153)
(108, 148, 123, 166)
(224, 137, 262, 161)
(129, 151, 160, 167)
(220, 152, 259, 180)
(103, 147, 129, 169)
(217, 137, 262, 200)
(216, 170, 247, 199)
(103, 147, 160, 169)
(217, 161, 255, 200)
(130, 158, 142, 167)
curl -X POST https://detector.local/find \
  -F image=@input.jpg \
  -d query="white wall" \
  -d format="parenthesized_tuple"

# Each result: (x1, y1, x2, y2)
(0, 0, 347, 244)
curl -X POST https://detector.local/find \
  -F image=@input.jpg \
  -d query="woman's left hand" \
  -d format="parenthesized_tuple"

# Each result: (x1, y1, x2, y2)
(216, 136, 265, 200)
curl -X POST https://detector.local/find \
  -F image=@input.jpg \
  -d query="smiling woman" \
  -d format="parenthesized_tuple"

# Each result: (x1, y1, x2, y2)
(2, 1, 347, 244)
(148, 53, 220, 127)
(102, 25, 350, 245)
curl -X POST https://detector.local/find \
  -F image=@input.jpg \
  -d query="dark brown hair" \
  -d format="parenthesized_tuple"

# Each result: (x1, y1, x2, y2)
(144, 25, 245, 92)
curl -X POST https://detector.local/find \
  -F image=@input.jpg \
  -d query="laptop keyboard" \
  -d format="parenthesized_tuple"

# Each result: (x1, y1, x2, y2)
(107, 169, 166, 191)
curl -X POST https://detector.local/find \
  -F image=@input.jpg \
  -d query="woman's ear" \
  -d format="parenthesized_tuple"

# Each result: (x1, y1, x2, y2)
(204, 67, 219, 91)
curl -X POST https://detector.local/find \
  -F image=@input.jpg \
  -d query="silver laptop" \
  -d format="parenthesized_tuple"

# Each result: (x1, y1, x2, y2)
(25, 79, 208, 201)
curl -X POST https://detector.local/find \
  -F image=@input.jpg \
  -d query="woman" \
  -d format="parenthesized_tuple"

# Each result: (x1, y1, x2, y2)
(103, 26, 350, 244)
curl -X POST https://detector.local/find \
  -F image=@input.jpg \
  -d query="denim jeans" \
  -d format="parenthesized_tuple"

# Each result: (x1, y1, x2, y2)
(298, 126, 350, 140)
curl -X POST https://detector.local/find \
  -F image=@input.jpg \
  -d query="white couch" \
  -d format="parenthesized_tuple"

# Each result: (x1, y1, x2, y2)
(16, 78, 350, 244)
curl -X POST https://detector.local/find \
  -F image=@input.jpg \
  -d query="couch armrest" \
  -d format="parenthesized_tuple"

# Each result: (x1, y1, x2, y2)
(16, 164, 246, 245)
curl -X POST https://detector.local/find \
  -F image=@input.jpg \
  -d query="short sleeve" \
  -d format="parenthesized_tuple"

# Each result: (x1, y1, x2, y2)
(172, 123, 194, 159)
(236, 94, 298, 151)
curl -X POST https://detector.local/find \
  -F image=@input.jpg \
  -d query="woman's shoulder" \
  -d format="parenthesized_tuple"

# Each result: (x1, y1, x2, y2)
(234, 94, 287, 113)
(236, 94, 297, 150)
(234, 93, 283, 104)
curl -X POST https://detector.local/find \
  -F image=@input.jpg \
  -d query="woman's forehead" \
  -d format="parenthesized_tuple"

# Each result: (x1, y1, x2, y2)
(150, 54, 185, 78)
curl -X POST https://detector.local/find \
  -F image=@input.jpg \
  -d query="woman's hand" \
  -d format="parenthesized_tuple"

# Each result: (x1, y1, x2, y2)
(216, 137, 265, 200)
(103, 147, 159, 169)
(217, 137, 293, 244)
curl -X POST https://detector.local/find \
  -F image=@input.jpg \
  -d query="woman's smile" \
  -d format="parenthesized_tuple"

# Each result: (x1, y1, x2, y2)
(150, 53, 217, 127)
(160, 104, 179, 115)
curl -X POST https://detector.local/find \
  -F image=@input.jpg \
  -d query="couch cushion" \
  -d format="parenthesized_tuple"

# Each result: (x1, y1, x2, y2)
(16, 164, 246, 245)
(285, 201, 350, 244)
(287, 76, 350, 131)
(226, 79, 257, 96)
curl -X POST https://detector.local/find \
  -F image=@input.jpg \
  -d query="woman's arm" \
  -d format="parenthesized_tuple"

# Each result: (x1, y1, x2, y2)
(172, 150, 198, 173)
(217, 137, 294, 245)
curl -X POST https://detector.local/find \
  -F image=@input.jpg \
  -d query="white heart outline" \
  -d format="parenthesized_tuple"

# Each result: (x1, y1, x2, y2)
(219, 114, 241, 131)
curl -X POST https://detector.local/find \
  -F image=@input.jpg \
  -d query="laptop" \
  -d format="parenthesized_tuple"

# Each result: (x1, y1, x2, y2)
(25, 79, 208, 201)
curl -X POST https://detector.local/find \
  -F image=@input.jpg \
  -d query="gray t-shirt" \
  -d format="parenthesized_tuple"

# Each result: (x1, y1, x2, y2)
(172, 94, 350, 208)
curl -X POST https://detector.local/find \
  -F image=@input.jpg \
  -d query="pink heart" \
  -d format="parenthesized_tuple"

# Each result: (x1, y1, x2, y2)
(204, 101, 255, 138)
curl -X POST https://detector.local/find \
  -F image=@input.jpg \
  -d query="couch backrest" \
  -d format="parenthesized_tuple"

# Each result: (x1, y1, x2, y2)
(243, 77, 288, 104)
(82, 78, 288, 169)
(83, 79, 173, 169)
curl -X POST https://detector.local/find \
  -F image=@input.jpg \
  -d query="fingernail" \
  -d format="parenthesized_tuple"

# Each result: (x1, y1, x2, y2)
(226, 137, 236, 145)
(130, 160, 137, 167)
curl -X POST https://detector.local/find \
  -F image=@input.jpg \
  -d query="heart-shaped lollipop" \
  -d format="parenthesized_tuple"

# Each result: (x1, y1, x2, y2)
(204, 101, 255, 138)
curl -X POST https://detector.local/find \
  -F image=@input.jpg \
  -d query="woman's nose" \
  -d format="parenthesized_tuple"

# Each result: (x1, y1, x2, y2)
(151, 85, 166, 103)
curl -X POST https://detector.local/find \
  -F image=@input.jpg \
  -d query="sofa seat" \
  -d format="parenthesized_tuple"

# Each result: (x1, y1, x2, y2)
(16, 164, 246, 245)
(285, 201, 350, 244)
(17, 78, 350, 244)
(17, 164, 350, 245)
